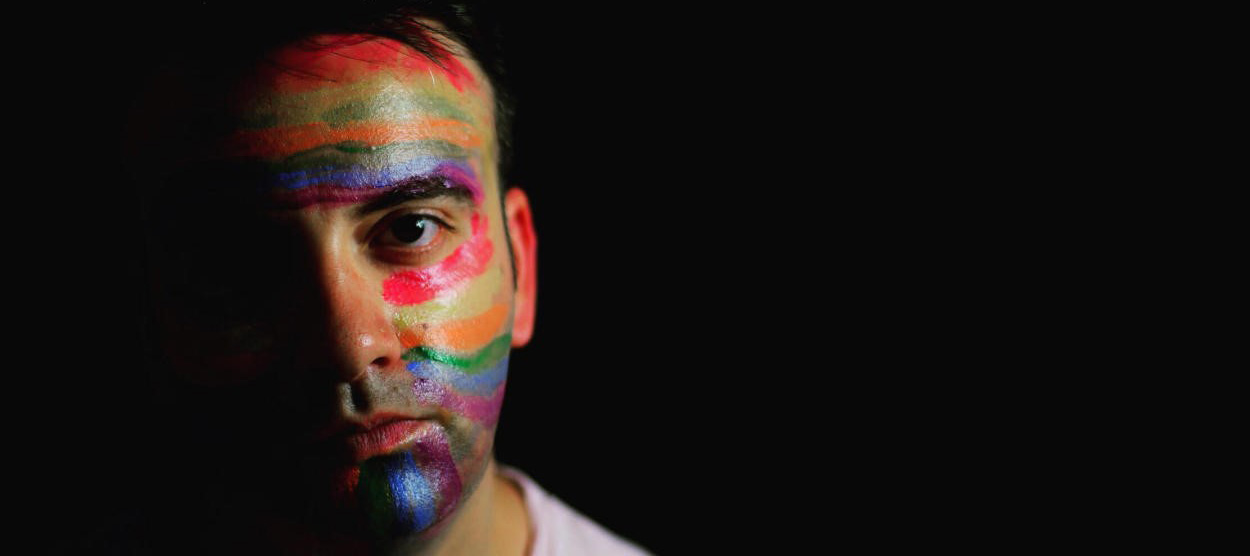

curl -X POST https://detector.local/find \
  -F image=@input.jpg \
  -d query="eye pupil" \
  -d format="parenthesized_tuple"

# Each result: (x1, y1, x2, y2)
(391, 214, 432, 244)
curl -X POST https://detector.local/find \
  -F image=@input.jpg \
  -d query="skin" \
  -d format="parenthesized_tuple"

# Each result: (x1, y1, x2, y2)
(142, 29, 537, 555)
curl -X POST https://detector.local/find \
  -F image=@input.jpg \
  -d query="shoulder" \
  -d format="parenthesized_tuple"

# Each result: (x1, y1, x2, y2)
(499, 466, 651, 556)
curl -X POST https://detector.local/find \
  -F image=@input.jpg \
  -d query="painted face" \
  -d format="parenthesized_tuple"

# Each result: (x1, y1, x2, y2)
(145, 32, 523, 548)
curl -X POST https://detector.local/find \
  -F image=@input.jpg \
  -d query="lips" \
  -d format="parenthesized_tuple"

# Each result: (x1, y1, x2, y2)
(341, 418, 435, 462)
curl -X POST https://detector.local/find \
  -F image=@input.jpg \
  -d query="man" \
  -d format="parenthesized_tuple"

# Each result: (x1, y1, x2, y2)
(123, 2, 649, 554)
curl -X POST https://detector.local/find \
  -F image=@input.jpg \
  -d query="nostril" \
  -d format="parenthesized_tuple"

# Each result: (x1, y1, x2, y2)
(350, 382, 370, 413)
(370, 356, 390, 370)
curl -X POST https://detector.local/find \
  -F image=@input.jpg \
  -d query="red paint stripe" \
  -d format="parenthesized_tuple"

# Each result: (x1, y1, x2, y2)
(256, 34, 479, 94)
(382, 212, 493, 305)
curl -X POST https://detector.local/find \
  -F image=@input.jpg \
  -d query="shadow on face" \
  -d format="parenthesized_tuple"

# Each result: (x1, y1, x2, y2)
(128, 29, 533, 552)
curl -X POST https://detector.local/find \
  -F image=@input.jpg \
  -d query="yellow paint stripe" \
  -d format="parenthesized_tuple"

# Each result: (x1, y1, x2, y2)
(391, 265, 504, 326)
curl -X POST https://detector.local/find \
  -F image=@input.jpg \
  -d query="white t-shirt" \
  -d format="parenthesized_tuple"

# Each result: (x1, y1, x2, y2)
(499, 466, 652, 556)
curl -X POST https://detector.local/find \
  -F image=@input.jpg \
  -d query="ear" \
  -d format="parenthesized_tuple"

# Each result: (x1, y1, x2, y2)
(504, 187, 537, 347)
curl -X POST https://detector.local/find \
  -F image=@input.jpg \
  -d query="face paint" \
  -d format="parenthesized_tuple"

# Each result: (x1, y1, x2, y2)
(242, 33, 481, 95)
(398, 301, 510, 352)
(151, 30, 515, 547)
(356, 424, 464, 540)
(392, 265, 505, 325)
(383, 211, 494, 305)
(227, 119, 484, 160)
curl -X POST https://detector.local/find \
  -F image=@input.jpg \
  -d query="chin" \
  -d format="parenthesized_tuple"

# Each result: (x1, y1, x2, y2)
(304, 418, 499, 549)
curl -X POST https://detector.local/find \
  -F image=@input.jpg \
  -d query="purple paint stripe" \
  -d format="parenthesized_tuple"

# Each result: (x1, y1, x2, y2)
(411, 426, 465, 522)
(413, 376, 507, 427)
(273, 159, 482, 202)
(270, 185, 391, 208)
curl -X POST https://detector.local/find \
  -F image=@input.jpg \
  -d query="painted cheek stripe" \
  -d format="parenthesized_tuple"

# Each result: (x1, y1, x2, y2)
(392, 265, 503, 325)
(413, 373, 508, 426)
(402, 333, 510, 375)
(407, 350, 509, 397)
(227, 119, 481, 159)
(358, 452, 436, 538)
(383, 212, 493, 306)
(398, 302, 509, 352)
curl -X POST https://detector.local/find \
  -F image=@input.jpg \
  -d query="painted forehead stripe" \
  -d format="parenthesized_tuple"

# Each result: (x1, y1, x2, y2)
(274, 158, 472, 190)
(226, 119, 481, 159)
(266, 161, 483, 210)
(259, 34, 480, 94)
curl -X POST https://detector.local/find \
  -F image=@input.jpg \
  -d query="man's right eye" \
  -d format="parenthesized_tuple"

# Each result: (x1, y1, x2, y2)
(379, 213, 445, 248)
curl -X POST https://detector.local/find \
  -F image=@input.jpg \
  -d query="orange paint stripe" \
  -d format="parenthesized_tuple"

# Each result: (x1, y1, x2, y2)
(398, 302, 509, 353)
(226, 119, 482, 159)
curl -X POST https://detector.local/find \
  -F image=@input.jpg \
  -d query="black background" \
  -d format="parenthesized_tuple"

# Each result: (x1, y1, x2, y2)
(13, 4, 1157, 553)
(17, 2, 828, 554)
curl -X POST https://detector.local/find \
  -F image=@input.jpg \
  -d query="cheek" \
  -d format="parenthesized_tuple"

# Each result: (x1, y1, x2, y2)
(386, 212, 513, 428)
(382, 212, 492, 305)
(355, 220, 512, 537)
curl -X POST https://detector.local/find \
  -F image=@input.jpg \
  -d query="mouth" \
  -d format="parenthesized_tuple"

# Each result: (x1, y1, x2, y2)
(343, 417, 437, 463)
(309, 413, 439, 464)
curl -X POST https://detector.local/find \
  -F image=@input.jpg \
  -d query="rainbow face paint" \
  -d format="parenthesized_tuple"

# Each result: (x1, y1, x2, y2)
(149, 30, 516, 549)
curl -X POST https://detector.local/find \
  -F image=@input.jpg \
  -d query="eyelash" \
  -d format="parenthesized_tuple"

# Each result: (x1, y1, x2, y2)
(372, 211, 456, 251)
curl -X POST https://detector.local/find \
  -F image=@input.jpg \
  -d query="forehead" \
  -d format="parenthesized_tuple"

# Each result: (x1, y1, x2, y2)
(229, 33, 491, 133)
(134, 31, 501, 211)
(133, 31, 496, 186)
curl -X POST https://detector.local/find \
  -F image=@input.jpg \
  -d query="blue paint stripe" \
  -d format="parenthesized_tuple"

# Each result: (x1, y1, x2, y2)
(388, 452, 436, 532)
(406, 355, 508, 397)
(274, 157, 475, 190)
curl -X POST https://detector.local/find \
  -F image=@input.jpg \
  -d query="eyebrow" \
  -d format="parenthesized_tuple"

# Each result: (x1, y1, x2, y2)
(260, 159, 484, 210)
(352, 175, 476, 217)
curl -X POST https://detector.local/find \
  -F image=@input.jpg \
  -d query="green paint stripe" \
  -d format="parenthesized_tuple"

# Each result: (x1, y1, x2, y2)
(358, 461, 395, 539)
(319, 95, 473, 125)
(402, 333, 511, 374)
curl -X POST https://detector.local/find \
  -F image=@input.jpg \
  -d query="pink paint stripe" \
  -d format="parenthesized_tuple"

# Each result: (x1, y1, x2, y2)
(448, 379, 507, 427)
(383, 212, 493, 305)
(412, 377, 507, 427)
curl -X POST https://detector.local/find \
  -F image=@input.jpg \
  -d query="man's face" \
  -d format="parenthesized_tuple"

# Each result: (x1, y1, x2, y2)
(146, 32, 531, 546)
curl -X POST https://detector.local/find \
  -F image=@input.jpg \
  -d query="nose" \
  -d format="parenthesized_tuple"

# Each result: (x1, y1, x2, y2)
(296, 247, 405, 385)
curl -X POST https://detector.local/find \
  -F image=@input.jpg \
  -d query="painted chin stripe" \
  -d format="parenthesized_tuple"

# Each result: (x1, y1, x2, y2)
(390, 452, 436, 532)
(383, 212, 493, 306)
(407, 352, 509, 397)
(398, 302, 509, 352)
(226, 119, 482, 159)
(358, 452, 436, 538)
(409, 428, 463, 523)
